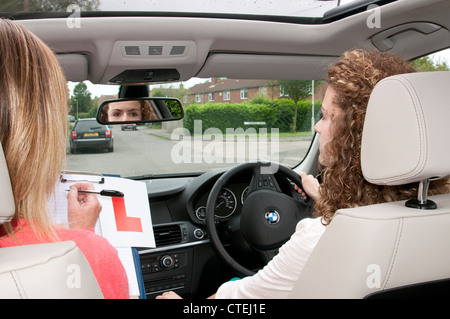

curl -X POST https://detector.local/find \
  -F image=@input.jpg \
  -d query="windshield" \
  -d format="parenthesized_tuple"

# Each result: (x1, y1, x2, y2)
(73, 119, 103, 130)
(66, 78, 322, 177)
(66, 45, 450, 178)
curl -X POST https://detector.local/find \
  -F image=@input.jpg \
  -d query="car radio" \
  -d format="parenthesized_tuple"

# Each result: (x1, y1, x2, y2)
(140, 249, 192, 298)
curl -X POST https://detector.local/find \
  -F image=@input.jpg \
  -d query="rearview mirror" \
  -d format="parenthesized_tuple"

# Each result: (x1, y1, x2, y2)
(96, 97, 184, 124)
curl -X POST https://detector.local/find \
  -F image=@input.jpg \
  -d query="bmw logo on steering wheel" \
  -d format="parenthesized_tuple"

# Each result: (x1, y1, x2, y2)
(265, 210, 280, 224)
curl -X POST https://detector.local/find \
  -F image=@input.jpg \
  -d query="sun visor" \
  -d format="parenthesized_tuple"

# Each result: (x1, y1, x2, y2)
(197, 53, 336, 80)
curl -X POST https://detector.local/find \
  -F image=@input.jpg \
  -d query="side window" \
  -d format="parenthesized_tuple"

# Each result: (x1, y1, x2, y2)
(412, 48, 450, 71)
(240, 88, 248, 100)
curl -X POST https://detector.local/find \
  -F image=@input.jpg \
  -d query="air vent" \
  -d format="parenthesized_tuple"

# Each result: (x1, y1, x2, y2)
(153, 224, 182, 247)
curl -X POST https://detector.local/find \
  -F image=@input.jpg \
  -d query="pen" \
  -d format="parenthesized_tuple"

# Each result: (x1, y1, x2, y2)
(66, 189, 124, 197)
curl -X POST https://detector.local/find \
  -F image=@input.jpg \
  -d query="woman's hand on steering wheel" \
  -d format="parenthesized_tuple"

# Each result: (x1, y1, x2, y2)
(296, 172, 321, 202)
(205, 162, 312, 277)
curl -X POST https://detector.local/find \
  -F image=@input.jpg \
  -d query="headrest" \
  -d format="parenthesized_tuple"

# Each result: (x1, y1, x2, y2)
(0, 142, 15, 223)
(361, 71, 450, 186)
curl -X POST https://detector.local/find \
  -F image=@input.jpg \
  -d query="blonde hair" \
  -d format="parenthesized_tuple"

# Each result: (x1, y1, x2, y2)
(314, 49, 449, 225)
(0, 19, 68, 239)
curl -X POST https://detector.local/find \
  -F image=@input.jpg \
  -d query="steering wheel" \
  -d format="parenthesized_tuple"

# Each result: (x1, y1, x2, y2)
(205, 161, 311, 277)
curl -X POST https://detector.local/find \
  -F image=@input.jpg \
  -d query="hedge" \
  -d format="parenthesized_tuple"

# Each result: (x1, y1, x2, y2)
(183, 98, 322, 134)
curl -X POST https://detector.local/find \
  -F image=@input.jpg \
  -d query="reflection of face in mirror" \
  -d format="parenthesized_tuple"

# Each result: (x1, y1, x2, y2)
(107, 100, 142, 122)
(101, 100, 159, 123)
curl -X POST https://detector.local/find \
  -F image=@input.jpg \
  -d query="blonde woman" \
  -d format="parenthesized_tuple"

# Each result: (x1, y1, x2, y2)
(0, 19, 128, 298)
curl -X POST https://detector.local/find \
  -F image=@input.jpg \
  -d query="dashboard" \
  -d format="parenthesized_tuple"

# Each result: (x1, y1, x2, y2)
(136, 166, 306, 298)
(190, 170, 253, 224)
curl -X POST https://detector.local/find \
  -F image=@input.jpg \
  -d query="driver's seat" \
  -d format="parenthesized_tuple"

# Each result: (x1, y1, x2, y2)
(288, 71, 450, 298)
(0, 143, 103, 298)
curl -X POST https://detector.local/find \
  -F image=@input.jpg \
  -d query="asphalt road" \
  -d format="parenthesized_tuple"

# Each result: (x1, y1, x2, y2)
(66, 127, 312, 177)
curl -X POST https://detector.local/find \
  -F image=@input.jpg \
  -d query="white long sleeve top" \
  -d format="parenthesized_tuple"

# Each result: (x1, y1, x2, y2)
(215, 217, 326, 299)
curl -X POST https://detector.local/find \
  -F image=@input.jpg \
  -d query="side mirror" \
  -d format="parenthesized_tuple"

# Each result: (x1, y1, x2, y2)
(96, 97, 184, 124)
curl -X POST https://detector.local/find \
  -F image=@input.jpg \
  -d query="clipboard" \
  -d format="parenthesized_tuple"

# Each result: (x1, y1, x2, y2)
(53, 171, 155, 247)
(51, 171, 106, 230)
(50, 170, 155, 298)
(60, 170, 105, 184)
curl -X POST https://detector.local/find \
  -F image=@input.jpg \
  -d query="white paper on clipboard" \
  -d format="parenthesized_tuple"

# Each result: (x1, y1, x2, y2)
(49, 171, 155, 298)
(49, 172, 155, 248)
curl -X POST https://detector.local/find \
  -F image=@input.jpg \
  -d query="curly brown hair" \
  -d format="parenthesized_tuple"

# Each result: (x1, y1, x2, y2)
(314, 49, 449, 225)
(141, 100, 159, 120)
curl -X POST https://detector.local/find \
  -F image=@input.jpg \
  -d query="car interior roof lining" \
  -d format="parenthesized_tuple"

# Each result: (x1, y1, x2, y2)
(13, 0, 450, 85)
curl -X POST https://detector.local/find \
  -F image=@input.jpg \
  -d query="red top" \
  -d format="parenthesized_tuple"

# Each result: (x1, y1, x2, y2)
(0, 220, 129, 299)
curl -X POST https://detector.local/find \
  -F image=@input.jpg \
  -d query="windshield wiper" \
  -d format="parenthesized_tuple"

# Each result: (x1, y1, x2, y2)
(128, 174, 155, 180)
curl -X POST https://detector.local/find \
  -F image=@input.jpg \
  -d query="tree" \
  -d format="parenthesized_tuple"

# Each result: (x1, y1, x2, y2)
(70, 82, 92, 116)
(277, 80, 313, 132)
(0, 0, 100, 12)
(412, 56, 449, 72)
(151, 84, 189, 101)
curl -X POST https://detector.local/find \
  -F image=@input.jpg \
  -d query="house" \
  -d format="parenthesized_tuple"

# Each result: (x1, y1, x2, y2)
(186, 78, 326, 105)
(186, 78, 283, 104)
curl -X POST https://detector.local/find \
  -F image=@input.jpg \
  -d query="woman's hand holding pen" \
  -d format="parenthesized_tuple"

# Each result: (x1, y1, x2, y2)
(67, 183, 102, 229)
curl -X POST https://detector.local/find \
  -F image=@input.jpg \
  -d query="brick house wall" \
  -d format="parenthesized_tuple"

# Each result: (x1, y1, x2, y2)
(186, 78, 325, 105)
(186, 78, 282, 105)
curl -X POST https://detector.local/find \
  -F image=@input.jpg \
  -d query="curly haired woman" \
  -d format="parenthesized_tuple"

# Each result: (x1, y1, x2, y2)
(157, 49, 449, 299)
(299, 49, 449, 225)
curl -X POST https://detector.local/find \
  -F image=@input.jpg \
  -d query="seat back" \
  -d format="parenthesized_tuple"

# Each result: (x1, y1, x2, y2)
(0, 142, 14, 224)
(288, 71, 450, 298)
(0, 143, 103, 298)
(0, 241, 103, 298)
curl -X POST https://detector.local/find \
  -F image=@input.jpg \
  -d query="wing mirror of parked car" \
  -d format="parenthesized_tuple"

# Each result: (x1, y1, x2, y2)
(96, 97, 184, 125)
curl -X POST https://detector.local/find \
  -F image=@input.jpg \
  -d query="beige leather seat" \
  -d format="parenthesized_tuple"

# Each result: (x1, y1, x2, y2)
(0, 143, 103, 298)
(288, 71, 450, 298)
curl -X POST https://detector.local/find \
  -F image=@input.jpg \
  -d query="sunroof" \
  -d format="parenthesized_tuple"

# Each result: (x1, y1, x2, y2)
(1, 0, 397, 24)
(100, 0, 338, 18)
(0, 0, 338, 18)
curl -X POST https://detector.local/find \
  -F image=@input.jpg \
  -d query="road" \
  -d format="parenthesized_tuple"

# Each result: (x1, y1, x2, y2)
(66, 127, 312, 177)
